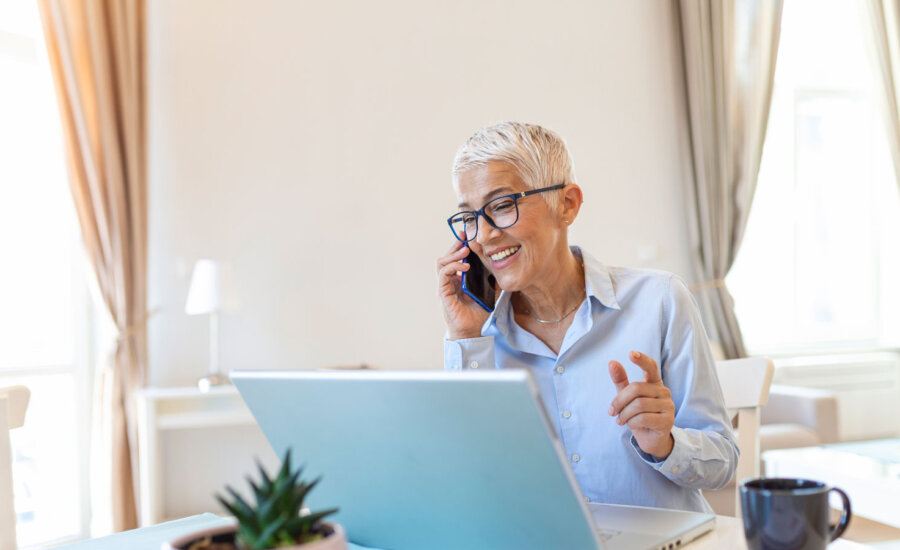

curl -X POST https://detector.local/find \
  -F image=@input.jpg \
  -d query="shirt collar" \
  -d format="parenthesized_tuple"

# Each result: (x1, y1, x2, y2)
(578, 247, 621, 311)
(482, 246, 621, 334)
(483, 286, 513, 335)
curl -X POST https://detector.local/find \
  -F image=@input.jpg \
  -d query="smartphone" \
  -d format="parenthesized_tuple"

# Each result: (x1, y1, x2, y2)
(461, 245, 496, 312)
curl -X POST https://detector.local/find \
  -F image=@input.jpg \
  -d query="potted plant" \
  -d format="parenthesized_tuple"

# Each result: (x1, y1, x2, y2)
(164, 450, 347, 550)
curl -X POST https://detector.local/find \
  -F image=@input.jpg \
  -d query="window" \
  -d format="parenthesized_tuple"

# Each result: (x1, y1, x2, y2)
(0, 2, 92, 547)
(728, 0, 900, 354)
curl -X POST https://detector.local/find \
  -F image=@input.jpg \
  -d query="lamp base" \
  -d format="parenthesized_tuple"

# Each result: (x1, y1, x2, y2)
(197, 372, 230, 393)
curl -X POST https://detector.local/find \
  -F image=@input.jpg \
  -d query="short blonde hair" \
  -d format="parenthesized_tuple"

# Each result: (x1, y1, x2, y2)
(452, 122, 576, 207)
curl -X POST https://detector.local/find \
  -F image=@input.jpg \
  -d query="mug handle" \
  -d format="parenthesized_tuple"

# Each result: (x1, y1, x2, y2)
(828, 487, 852, 541)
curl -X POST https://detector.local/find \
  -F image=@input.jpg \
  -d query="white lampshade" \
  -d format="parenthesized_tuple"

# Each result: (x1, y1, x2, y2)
(185, 259, 240, 315)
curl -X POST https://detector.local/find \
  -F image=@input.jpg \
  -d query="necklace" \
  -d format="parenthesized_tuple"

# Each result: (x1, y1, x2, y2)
(523, 295, 585, 324)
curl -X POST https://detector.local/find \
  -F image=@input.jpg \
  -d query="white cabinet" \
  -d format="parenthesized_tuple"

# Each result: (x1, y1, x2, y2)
(136, 386, 276, 526)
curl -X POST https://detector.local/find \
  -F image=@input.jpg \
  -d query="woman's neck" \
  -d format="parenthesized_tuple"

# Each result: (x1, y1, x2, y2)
(514, 249, 585, 322)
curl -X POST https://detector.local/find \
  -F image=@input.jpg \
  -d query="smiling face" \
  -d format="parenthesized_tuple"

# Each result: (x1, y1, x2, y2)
(455, 162, 571, 293)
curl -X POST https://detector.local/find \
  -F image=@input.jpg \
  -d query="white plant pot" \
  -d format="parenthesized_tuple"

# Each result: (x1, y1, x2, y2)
(162, 522, 348, 550)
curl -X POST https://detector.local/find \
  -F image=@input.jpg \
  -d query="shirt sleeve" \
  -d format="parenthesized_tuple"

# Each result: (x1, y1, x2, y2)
(629, 275, 739, 490)
(443, 336, 496, 371)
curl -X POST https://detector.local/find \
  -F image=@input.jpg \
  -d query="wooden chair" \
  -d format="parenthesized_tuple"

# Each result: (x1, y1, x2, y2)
(714, 357, 774, 517)
(0, 386, 30, 550)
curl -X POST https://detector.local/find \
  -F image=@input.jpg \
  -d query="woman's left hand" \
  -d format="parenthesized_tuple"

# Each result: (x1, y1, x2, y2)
(607, 351, 675, 459)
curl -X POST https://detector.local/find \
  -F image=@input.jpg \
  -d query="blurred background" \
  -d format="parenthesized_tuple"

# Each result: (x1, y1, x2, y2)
(2, 0, 900, 547)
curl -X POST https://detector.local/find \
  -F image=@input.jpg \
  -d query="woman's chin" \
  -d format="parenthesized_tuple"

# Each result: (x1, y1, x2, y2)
(495, 275, 525, 293)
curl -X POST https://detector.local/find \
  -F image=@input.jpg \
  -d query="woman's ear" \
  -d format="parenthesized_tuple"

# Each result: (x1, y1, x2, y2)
(559, 184, 583, 226)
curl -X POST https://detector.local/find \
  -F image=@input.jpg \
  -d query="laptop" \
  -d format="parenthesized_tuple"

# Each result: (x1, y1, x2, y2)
(231, 369, 715, 550)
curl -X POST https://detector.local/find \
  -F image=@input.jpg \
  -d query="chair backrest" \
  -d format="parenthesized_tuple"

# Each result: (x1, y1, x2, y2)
(714, 358, 774, 517)
(0, 385, 30, 550)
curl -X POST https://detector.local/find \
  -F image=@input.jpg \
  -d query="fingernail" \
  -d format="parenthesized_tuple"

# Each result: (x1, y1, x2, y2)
(632, 351, 641, 358)
(616, 417, 623, 425)
(608, 406, 614, 415)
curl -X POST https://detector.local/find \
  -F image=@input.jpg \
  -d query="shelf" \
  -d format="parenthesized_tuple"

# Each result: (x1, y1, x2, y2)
(140, 384, 240, 400)
(156, 410, 256, 430)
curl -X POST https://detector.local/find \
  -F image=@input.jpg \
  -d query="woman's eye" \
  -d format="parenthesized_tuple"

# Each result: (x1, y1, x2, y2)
(492, 201, 514, 212)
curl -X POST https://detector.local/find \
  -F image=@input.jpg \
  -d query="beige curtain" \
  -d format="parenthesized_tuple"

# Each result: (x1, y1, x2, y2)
(37, 0, 147, 531)
(865, 0, 900, 193)
(676, 0, 783, 359)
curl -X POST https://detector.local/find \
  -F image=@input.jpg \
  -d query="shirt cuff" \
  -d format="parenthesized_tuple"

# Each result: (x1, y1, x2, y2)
(444, 336, 495, 371)
(629, 427, 701, 484)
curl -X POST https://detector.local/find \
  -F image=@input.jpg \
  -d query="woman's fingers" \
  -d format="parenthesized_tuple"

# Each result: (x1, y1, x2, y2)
(436, 242, 470, 272)
(444, 237, 466, 255)
(437, 241, 474, 301)
(628, 350, 662, 383)
(441, 235, 468, 259)
(626, 412, 673, 432)
(437, 246, 475, 304)
(438, 257, 469, 279)
(609, 382, 670, 416)
(607, 361, 630, 392)
(616, 397, 674, 426)
(438, 261, 468, 288)
(436, 236, 491, 340)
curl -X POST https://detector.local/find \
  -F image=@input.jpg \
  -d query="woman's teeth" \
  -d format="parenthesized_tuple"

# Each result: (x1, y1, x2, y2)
(490, 246, 520, 261)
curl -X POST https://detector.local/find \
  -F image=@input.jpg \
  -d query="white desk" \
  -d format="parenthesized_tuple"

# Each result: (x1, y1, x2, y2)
(691, 515, 867, 549)
(60, 513, 870, 549)
(764, 439, 900, 530)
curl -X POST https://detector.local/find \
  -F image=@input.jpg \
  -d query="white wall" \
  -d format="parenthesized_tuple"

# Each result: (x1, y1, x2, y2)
(147, 0, 692, 387)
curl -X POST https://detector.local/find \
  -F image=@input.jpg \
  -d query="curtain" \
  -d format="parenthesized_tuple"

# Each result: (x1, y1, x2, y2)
(37, 0, 147, 531)
(676, 0, 784, 359)
(865, 0, 900, 194)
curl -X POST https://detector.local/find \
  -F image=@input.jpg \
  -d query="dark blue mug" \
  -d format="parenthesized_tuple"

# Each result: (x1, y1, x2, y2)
(740, 478, 852, 550)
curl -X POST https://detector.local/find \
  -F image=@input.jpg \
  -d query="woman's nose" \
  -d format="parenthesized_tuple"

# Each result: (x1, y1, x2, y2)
(475, 215, 499, 244)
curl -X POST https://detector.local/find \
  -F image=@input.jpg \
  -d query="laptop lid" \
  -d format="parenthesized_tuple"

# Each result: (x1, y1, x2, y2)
(231, 369, 603, 550)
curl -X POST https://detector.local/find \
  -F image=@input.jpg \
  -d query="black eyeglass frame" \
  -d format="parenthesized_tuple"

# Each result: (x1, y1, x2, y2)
(447, 183, 567, 243)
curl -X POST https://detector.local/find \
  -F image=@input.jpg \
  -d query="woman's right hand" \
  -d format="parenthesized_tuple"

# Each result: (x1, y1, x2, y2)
(436, 237, 492, 340)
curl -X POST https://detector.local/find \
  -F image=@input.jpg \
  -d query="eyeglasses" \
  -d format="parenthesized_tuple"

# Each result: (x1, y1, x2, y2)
(447, 184, 566, 243)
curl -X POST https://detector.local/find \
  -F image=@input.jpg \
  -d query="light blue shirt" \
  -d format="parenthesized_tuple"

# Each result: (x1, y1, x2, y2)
(443, 247, 737, 513)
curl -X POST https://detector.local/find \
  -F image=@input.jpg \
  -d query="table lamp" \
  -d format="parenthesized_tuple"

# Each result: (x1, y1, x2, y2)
(185, 259, 240, 392)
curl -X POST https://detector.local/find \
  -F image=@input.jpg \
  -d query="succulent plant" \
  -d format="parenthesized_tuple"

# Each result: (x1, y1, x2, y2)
(216, 450, 338, 549)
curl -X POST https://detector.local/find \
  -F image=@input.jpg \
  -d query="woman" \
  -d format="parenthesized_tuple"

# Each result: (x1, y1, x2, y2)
(436, 122, 737, 513)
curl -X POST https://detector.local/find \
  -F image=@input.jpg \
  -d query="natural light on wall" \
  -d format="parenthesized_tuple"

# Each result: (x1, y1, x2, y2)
(728, 0, 900, 354)
(0, 1, 91, 547)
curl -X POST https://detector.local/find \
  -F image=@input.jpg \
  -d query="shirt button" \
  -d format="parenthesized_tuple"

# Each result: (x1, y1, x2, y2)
(562, 410, 572, 419)
(571, 454, 580, 462)
(671, 466, 679, 474)
(584, 496, 591, 503)
(470, 361, 479, 369)
(555, 365, 565, 374)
